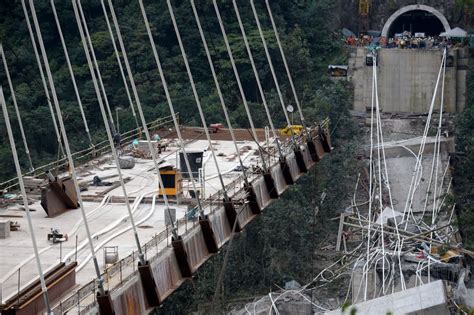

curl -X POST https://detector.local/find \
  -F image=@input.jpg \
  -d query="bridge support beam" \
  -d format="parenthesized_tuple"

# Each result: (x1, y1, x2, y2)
(199, 216, 219, 253)
(280, 158, 294, 185)
(223, 197, 241, 232)
(294, 148, 308, 173)
(263, 171, 279, 199)
(97, 291, 115, 315)
(138, 261, 160, 307)
(172, 237, 193, 278)
(245, 184, 261, 214)
(307, 139, 319, 162)
(321, 130, 332, 153)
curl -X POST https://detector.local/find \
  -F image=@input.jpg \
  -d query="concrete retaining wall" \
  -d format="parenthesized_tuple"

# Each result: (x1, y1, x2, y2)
(350, 47, 468, 113)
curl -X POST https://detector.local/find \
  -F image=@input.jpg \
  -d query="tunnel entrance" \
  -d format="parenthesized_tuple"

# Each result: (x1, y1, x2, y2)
(381, 5, 450, 38)
(388, 10, 444, 37)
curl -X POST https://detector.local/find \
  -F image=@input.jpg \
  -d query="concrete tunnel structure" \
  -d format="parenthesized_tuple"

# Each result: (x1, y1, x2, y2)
(381, 4, 451, 38)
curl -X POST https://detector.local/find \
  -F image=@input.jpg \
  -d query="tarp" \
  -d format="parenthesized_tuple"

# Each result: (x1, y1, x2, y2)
(440, 27, 467, 38)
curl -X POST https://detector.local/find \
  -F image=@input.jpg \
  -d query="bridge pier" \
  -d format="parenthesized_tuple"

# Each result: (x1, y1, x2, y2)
(199, 216, 219, 253)
(263, 171, 279, 199)
(223, 197, 241, 232)
(245, 184, 261, 214)
(97, 291, 115, 315)
(138, 261, 161, 307)
(280, 158, 294, 185)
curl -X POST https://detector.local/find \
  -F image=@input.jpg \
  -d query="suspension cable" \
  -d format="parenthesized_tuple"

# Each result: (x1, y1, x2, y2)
(364, 55, 376, 302)
(373, 55, 385, 294)
(138, 0, 206, 218)
(0, 44, 34, 171)
(104, 0, 178, 238)
(167, 0, 231, 201)
(75, 0, 115, 130)
(50, 0, 93, 148)
(249, 0, 297, 147)
(190, 0, 250, 187)
(265, 0, 310, 140)
(100, 0, 140, 132)
(29, 0, 106, 295)
(0, 87, 52, 314)
(402, 50, 446, 224)
(74, 0, 146, 265)
(428, 48, 447, 282)
(232, 0, 284, 160)
(20, 0, 64, 158)
(213, 0, 268, 172)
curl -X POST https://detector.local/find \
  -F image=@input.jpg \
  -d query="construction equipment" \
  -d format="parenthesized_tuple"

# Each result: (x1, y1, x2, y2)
(158, 165, 182, 197)
(40, 171, 79, 217)
(209, 123, 223, 133)
(47, 228, 67, 243)
(280, 125, 303, 136)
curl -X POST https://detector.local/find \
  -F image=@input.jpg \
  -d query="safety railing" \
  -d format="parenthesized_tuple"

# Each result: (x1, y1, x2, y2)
(0, 113, 178, 192)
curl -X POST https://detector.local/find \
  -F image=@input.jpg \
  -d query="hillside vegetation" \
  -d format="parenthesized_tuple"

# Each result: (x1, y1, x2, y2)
(0, 0, 348, 181)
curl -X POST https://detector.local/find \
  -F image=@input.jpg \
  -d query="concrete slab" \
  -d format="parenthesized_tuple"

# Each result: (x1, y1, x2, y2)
(327, 280, 449, 315)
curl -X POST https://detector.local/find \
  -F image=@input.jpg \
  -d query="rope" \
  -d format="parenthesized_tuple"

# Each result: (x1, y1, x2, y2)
(249, 0, 297, 147)
(167, 0, 229, 199)
(104, 0, 178, 238)
(50, 0, 93, 148)
(232, 0, 284, 160)
(264, 0, 310, 140)
(138, 0, 206, 218)
(212, 0, 269, 172)
(0, 44, 34, 171)
(100, 0, 140, 132)
(74, 0, 146, 267)
(0, 87, 52, 314)
(20, 0, 64, 158)
(190, 0, 250, 186)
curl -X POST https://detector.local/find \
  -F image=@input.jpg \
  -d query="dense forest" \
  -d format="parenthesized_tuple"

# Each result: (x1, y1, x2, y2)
(0, 0, 347, 182)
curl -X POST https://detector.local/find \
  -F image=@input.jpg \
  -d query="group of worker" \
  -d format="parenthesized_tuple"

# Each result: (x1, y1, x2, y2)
(345, 33, 466, 50)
